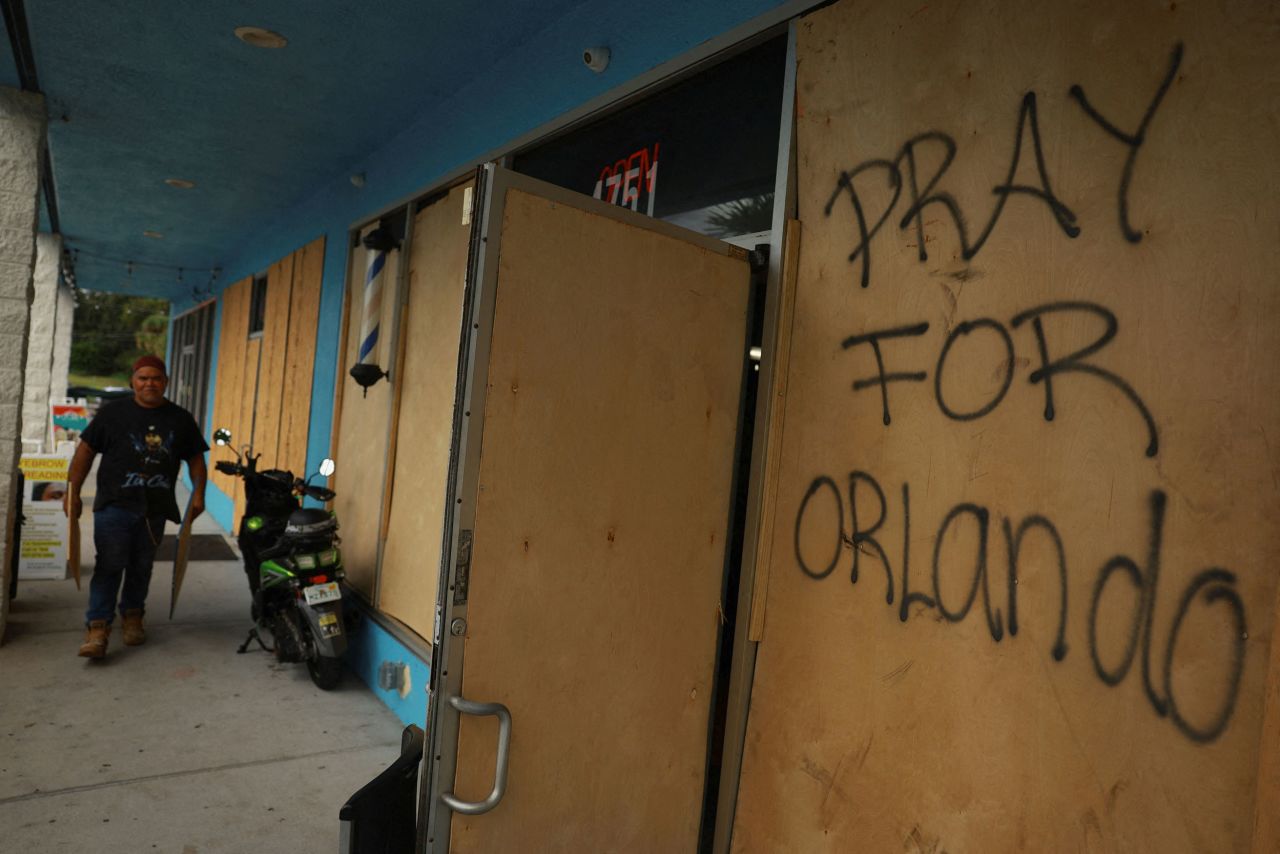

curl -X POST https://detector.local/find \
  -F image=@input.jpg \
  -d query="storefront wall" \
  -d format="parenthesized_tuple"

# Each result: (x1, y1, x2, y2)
(189, 0, 803, 727)
(195, 0, 804, 532)
(181, 0, 1280, 846)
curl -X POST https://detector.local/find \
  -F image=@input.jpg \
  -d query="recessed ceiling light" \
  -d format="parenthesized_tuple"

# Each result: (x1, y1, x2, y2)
(234, 26, 287, 49)
(143, 230, 164, 239)
(165, 178, 196, 189)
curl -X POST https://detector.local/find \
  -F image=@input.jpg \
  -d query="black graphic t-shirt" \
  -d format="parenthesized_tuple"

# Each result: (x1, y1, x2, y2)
(81, 399, 209, 523)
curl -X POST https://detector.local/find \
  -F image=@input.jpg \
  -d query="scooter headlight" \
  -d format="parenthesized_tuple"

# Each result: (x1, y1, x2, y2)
(294, 553, 317, 570)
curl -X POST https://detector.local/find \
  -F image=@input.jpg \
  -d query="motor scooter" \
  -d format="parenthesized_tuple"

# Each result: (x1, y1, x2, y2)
(213, 428, 347, 689)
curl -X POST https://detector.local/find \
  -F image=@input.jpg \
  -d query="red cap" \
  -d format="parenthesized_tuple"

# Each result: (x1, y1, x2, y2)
(132, 355, 167, 376)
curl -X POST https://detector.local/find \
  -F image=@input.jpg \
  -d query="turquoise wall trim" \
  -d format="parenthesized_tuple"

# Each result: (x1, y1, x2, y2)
(346, 600, 432, 728)
(204, 294, 223, 446)
(206, 477, 234, 531)
(203, 294, 234, 531)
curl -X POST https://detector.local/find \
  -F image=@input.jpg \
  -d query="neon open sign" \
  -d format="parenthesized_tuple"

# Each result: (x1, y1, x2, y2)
(593, 143, 660, 216)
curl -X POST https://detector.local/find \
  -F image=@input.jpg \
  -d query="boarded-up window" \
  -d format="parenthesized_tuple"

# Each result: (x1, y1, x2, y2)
(378, 182, 473, 642)
(733, 2, 1280, 852)
(210, 237, 325, 523)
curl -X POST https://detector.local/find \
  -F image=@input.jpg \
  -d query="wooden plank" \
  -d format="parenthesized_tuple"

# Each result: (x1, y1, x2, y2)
(214, 285, 238, 501)
(252, 253, 295, 468)
(451, 189, 750, 852)
(66, 513, 79, 590)
(379, 181, 473, 641)
(229, 282, 253, 518)
(209, 282, 232, 494)
(331, 237, 400, 598)
(211, 277, 251, 498)
(747, 219, 801, 642)
(168, 498, 196, 618)
(233, 336, 262, 525)
(1255, 577, 1280, 849)
(328, 242, 355, 503)
(733, 2, 1280, 852)
(379, 306, 410, 547)
(279, 236, 325, 477)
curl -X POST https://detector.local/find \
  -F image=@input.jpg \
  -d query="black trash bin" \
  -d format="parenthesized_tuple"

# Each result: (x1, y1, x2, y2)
(339, 724, 423, 854)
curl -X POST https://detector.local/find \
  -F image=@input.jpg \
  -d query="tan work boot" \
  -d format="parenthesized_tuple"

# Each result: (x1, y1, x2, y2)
(121, 609, 146, 646)
(78, 620, 110, 659)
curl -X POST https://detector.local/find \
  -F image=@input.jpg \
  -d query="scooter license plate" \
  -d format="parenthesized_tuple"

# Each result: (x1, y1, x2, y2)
(304, 582, 341, 606)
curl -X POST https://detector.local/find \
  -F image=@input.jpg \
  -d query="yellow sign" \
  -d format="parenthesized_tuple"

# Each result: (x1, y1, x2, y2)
(19, 453, 70, 580)
(19, 455, 70, 480)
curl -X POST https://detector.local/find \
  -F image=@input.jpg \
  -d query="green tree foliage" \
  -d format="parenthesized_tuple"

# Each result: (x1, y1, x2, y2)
(135, 311, 169, 357)
(705, 193, 775, 238)
(70, 291, 170, 381)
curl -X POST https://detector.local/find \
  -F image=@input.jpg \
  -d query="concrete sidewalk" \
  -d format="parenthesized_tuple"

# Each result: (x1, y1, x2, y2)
(0, 480, 405, 853)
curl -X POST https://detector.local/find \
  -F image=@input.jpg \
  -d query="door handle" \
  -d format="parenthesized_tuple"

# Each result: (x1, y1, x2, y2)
(440, 696, 512, 815)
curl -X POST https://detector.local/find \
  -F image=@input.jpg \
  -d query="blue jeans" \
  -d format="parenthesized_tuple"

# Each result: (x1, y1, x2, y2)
(86, 506, 167, 624)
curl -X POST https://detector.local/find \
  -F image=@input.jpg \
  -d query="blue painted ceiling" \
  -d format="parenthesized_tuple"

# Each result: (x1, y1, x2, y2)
(13, 0, 778, 299)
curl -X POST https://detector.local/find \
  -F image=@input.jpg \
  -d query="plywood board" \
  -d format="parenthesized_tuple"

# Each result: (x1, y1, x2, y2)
(450, 189, 749, 852)
(331, 242, 400, 598)
(1253, 573, 1280, 850)
(748, 219, 801, 642)
(210, 277, 249, 498)
(329, 247, 355, 500)
(233, 336, 262, 525)
(379, 182, 473, 642)
(380, 307, 410, 548)
(167, 499, 195, 618)
(211, 277, 251, 503)
(733, 2, 1280, 852)
(253, 253, 295, 468)
(278, 236, 325, 476)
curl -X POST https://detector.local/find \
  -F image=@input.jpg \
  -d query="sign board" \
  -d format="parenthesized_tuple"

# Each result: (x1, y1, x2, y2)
(18, 454, 70, 580)
(50, 398, 90, 446)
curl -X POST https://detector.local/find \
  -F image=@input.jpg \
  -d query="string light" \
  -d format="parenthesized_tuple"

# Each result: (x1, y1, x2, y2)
(62, 246, 221, 302)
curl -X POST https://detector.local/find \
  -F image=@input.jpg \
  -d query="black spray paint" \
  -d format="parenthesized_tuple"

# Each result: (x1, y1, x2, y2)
(1070, 43, 1184, 243)
(823, 44, 1183, 288)
(794, 473, 1247, 744)
(842, 301, 1158, 458)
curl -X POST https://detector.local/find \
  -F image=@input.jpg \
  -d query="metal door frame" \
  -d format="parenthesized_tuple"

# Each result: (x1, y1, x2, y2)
(710, 23, 799, 853)
(420, 163, 755, 852)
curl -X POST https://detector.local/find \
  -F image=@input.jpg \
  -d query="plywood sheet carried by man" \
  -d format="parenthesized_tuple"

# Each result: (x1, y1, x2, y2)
(734, 1, 1280, 851)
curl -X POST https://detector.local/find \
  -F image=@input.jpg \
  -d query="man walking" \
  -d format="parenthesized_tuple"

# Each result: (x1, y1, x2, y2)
(65, 355, 209, 659)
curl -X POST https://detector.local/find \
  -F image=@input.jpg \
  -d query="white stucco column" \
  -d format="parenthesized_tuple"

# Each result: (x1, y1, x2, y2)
(49, 275, 73, 403)
(22, 232, 61, 450)
(0, 86, 46, 643)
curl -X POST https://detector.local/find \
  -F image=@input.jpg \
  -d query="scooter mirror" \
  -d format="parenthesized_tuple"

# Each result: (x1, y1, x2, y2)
(213, 428, 232, 447)
(319, 458, 336, 478)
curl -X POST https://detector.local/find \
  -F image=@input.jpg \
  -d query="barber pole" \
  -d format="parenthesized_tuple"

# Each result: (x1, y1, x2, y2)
(358, 244, 386, 365)
(349, 225, 397, 394)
